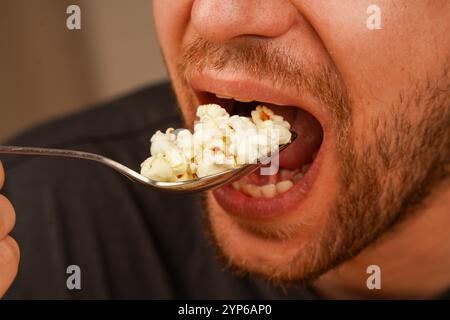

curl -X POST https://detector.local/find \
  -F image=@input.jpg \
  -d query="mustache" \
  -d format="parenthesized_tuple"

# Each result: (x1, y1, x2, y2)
(179, 37, 352, 122)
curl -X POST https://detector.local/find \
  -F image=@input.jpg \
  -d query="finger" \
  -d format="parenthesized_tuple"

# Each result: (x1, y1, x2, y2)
(0, 195, 16, 239)
(0, 161, 4, 190)
(0, 236, 20, 298)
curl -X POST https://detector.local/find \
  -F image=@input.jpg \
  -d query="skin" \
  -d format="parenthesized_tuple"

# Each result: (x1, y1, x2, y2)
(153, 0, 450, 299)
(0, 161, 20, 298)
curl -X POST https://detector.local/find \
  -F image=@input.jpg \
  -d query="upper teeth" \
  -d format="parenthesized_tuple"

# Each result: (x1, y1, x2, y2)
(215, 94, 232, 99)
(215, 93, 254, 103)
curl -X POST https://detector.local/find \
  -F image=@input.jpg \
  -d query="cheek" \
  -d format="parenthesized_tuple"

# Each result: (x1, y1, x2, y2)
(153, 1, 196, 124)
(153, 1, 192, 76)
(305, 0, 447, 127)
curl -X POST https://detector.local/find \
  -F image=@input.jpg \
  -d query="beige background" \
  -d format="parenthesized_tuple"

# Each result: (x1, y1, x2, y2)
(0, 0, 168, 142)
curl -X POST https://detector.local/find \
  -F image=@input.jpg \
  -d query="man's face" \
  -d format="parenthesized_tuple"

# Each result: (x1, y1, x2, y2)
(153, 1, 450, 282)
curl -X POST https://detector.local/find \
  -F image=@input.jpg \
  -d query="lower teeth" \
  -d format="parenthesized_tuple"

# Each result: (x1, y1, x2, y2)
(242, 184, 262, 197)
(231, 162, 311, 198)
(276, 180, 293, 193)
(233, 179, 294, 198)
(261, 184, 276, 198)
(292, 172, 304, 182)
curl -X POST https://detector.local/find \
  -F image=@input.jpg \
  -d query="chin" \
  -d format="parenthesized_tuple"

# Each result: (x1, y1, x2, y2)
(204, 140, 341, 282)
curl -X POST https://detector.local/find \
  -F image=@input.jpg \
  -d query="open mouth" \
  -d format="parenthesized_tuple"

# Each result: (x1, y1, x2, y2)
(193, 84, 325, 219)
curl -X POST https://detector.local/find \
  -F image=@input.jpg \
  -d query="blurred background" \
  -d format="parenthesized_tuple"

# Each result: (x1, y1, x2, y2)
(0, 0, 167, 142)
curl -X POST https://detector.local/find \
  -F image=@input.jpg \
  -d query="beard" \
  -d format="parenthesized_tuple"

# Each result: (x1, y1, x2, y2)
(175, 38, 450, 283)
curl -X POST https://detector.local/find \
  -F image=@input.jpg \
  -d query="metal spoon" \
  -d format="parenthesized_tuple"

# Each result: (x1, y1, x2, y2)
(0, 132, 296, 193)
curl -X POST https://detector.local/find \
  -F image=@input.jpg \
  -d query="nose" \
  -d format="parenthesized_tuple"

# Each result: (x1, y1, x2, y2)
(191, 0, 297, 43)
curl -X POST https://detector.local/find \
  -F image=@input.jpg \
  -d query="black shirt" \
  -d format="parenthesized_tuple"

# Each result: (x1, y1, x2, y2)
(1, 82, 313, 299)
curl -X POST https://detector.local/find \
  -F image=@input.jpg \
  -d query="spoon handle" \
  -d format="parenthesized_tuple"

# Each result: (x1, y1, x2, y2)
(0, 145, 153, 187)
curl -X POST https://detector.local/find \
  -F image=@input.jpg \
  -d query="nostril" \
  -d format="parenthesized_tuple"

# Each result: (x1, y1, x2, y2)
(190, 0, 297, 43)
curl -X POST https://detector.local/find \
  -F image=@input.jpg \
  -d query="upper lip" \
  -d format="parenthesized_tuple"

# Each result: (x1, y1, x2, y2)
(187, 69, 329, 132)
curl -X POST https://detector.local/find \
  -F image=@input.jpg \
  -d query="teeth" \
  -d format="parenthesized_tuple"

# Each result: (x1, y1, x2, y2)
(214, 93, 254, 102)
(260, 184, 276, 198)
(215, 93, 233, 99)
(276, 180, 294, 194)
(280, 169, 292, 181)
(233, 97, 253, 103)
(292, 172, 304, 182)
(237, 180, 294, 198)
(242, 184, 262, 198)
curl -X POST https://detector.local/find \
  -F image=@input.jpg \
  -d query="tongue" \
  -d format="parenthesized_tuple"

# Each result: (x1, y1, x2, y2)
(264, 104, 323, 169)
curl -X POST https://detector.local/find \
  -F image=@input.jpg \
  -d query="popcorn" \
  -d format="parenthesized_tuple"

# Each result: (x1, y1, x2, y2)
(140, 104, 292, 182)
(197, 104, 229, 124)
(251, 105, 290, 129)
(228, 115, 257, 133)
(176, 129, 194, 159)
(150, 129, 176, 156)
(252, 106, 291, 145)
(196, 160, 229, 178)
(140, 155, 174, 182)
(165, 148, 188, 176)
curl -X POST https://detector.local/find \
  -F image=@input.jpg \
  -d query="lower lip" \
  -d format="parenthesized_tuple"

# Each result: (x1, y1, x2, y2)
(212, 146, 323, 220)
